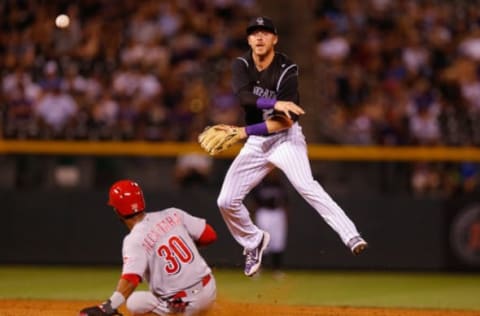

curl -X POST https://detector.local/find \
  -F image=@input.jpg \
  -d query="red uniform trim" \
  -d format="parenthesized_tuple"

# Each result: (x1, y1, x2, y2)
(121, 273, 141, 287)
(196, 224, 217, 246)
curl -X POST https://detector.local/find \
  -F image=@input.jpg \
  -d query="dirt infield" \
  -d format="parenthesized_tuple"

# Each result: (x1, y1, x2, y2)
(0, 299, 479, 316)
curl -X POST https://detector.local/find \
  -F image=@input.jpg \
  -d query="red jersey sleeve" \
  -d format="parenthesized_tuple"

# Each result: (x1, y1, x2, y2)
(196, 223, 217, 246)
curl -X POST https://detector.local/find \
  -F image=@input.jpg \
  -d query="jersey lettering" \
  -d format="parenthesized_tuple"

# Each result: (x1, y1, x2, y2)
(142, 212, 182, 253)
(253, 86, 276, 99)
(157, 235, 194, 274)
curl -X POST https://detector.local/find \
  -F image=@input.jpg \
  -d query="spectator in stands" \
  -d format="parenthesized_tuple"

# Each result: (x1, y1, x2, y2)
(35, 79, 78, 139)
(459, 162, 478, 194)
(406, 78, 441, 146)
(90, 89, 119, 139)
(135, 98, 169, 141)
(2, 66, 40, 103)
(208, 71, 241, 126)
(114, 94, 137, 140)
(4, 78, 37, 139)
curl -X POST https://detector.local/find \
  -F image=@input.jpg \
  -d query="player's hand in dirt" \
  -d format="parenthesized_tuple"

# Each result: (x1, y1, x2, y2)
(79, 300, 123, 316)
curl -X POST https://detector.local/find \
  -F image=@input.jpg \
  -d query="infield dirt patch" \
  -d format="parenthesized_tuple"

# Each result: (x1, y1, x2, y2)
(0, 299, 478, 316)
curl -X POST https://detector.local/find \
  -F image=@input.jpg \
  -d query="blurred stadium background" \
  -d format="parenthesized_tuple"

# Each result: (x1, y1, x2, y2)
(1, 0, 480, 274)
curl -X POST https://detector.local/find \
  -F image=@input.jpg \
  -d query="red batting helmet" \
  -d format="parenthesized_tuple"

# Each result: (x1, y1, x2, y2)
(108, 180, 145, 217)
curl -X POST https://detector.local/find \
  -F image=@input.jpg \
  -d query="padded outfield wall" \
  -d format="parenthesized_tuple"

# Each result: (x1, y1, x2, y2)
(1, 187, 478, 271)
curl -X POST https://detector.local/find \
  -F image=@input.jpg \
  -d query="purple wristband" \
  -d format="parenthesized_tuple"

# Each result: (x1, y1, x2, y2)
(245, 122, 269, 136)
(256, 97, 276, 109)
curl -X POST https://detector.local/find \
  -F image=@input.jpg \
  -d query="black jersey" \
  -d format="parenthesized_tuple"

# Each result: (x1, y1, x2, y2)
(231, 51, 300, 125)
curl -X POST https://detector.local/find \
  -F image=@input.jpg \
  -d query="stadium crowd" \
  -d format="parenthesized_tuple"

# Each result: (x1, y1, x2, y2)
(0, 0, 478, 195)
(315, 0, 480, 147)
(1, 0, 252, 141)
(313, 0, 479, 196)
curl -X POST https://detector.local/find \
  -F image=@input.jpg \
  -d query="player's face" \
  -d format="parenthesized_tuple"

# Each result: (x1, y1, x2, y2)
(248, 30, 278, 57)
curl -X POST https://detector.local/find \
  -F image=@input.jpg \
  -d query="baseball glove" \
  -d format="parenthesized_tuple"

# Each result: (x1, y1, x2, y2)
(79, 300, 123, 316)
(198, 124, 243, 156)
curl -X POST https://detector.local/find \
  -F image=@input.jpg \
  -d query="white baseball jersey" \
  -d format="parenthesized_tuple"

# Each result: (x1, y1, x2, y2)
(121, 208, 212, 298)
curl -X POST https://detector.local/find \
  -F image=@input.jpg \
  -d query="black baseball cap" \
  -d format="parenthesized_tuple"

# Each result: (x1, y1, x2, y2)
(246, 16, 277, 35)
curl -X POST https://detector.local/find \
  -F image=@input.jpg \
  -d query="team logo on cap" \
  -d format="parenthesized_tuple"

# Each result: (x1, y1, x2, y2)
(256, 17, 264, 25)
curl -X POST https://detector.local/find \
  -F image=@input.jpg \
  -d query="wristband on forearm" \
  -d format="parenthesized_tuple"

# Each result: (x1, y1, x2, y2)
(108, 291, 125, 309)
(245, 122, 269, 136)
(256, 97, 276, 109)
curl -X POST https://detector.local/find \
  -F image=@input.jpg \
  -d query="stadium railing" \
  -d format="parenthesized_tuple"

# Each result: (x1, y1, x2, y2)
(1, 140, 479, 162)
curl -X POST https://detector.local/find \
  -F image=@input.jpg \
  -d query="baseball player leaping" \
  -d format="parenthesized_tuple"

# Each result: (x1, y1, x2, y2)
(213, 16, 368, 277)
(79, 180, 217, 316)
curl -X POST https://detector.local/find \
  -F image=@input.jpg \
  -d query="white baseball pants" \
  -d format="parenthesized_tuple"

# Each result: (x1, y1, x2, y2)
(217, 123, 361, 250)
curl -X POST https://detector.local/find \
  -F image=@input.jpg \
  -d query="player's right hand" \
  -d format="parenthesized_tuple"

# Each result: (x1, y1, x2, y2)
(273, 101, 305, 119)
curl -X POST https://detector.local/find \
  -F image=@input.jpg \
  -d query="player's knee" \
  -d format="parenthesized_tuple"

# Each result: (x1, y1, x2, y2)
(217, 195, 229, 210)
(126, 292, 153, 314)
(217, 194, 239, 211)
(125, 293, 142, 314)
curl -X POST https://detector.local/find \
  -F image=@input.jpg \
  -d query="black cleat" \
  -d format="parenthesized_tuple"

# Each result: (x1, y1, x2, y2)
(348, 236, 368, 256)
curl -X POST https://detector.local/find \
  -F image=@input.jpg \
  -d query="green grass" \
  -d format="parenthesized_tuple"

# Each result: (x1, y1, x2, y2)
(216, 269, 480, 310)
(0, 266, 479, 310)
